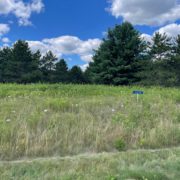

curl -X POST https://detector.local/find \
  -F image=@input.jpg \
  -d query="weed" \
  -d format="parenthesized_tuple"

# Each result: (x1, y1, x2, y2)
(114, 138, 126, 151)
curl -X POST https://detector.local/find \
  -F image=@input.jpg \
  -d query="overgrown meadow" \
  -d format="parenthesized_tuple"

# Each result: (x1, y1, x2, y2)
(0, 84, 179, 179)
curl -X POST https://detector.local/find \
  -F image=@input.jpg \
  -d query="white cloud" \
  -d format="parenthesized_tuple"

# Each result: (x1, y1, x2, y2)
(109, 0, 180, 26)
(0, 24, 10, 36)
(157, 23, 180, 37)
(1, 37, 10, 43)
(80, 64, 89, 72)
(0, 0, 44, 26)
(141, 33, 153, 43)
(27, 36, 102, 62)
(1, 43, 9, 48)
(140, 23, 180, 45)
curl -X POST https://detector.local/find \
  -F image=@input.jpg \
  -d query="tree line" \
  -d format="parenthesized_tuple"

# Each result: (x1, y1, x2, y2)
(0, 41, 86, 83)
(0, 22, 180, 86)
(86, 22, 180, 86)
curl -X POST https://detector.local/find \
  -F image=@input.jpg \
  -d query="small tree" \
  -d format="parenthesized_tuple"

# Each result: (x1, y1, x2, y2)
(25, 50, 42, 83)
(0, 47, 12, 82)
(54, 59, 68, 83)
(175, 35, 180, 55)
(40, 51, 57, 82)
(10, 40, 41, 83)
(150, 32, 172, 61)
(69, 66, 85, 84)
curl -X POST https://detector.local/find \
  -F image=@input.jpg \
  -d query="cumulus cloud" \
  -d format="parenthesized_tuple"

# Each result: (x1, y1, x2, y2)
(141, 34, 153, 43)
(109, 0, 180, 26)
(80, 64, 89, 71)
(1, 37, 10, 43)
(0, 24, 10, 36)
(157, 23, 180, 37)
(0, 0, 44, 26)
(27, 36, 102, 62)
(140, 23, 180, 45)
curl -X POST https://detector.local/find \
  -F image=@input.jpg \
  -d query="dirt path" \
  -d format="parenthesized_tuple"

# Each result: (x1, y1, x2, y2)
(0, 146, 179, 165)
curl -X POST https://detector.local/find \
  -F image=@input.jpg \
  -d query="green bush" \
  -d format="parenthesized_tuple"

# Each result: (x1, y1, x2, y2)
(114, 138, 126, 151)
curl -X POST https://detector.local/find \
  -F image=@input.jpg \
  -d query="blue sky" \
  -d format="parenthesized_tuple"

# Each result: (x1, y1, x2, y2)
(0, 0, 180, 69)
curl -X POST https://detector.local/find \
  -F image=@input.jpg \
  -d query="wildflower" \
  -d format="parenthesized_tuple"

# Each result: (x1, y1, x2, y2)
(44, 109, 48, 112)
(6, 119, 11, 123)
(112, 108, 115, 112)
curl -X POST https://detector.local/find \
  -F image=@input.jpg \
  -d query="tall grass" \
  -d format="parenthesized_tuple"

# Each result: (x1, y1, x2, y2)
(0, 84, 179, 160)
(0, 147, 179, 180)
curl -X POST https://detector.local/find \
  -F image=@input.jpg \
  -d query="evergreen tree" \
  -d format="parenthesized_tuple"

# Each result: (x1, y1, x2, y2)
(138, 59, 179, 86)
(175, 35, 180, 55)
(10, 40, 40, 83)
(150, 32, 172, 61)
(0, 47, 12, 82)
(87, 22, 144, 85)
(171, 35, 180, 86)
(54, 59, 68, 83)
(26, 50, 42, 83)
(69, 66, 85, 84)
(40, 51, 57, 82)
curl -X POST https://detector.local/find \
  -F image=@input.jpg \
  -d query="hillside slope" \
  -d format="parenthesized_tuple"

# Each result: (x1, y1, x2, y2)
(0, 84, 179, 179)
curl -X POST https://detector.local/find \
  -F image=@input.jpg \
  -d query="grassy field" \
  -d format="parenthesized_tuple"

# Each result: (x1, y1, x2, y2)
(0, 84, 179, 179)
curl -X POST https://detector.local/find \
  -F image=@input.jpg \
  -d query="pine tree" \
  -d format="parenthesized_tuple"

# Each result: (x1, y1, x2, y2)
(10, 40, 40, 83)
(26, 50, 42, 83)
(0, 47, 12, 82)
(150, 32, 172, 61)
(175, 35, 180, 55)
(69, 66, 85, 84)
(87, 22, 144, 85)
(40, 51, 57, 82)
(54, 59, 68, 83)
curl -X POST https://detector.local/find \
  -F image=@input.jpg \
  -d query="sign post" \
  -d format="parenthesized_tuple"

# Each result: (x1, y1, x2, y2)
(132, 90, 144, 103)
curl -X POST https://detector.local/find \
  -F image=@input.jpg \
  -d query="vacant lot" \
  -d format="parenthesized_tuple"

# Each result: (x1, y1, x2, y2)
(0, 84, 179, 179)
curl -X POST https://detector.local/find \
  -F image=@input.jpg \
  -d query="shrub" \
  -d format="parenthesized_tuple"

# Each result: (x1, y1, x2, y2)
(114, 138, 126, 151)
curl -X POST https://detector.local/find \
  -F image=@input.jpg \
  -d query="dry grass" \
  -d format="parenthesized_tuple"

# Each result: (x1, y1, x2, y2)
(0, 84, 179, 161)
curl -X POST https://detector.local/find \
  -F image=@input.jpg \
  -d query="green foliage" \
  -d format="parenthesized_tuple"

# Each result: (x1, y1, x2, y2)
(150, 32, 172, 61)
(40, 51, 57, 82)
(0, 41, 42, 83)
(0, 84, 179, 160)
(0, 84, 179, 179)
(69, 66, 85, 84)
(175, 35, 180, 55)
(107, 175, 118, 180)
(137, 32, 180, 87)
(46, 98, 71, 111)
(138, 57, 180, 87)
(0, 42, 87, 84)
(54, 59, 69, 83)
(87, 22, 144, 85)
(0, 47, 12, 82)
(114, 139, 126, 151)
(0, 147, 179, 179)
(0, 23, 180, 86)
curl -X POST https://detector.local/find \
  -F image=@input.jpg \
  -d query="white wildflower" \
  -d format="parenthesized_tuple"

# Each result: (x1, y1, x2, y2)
(44, 109, 48, 112)
(6, 119, 11, 122)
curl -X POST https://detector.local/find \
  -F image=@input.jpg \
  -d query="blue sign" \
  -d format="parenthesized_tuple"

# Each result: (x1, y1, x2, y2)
(133, 91, 144, 95)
